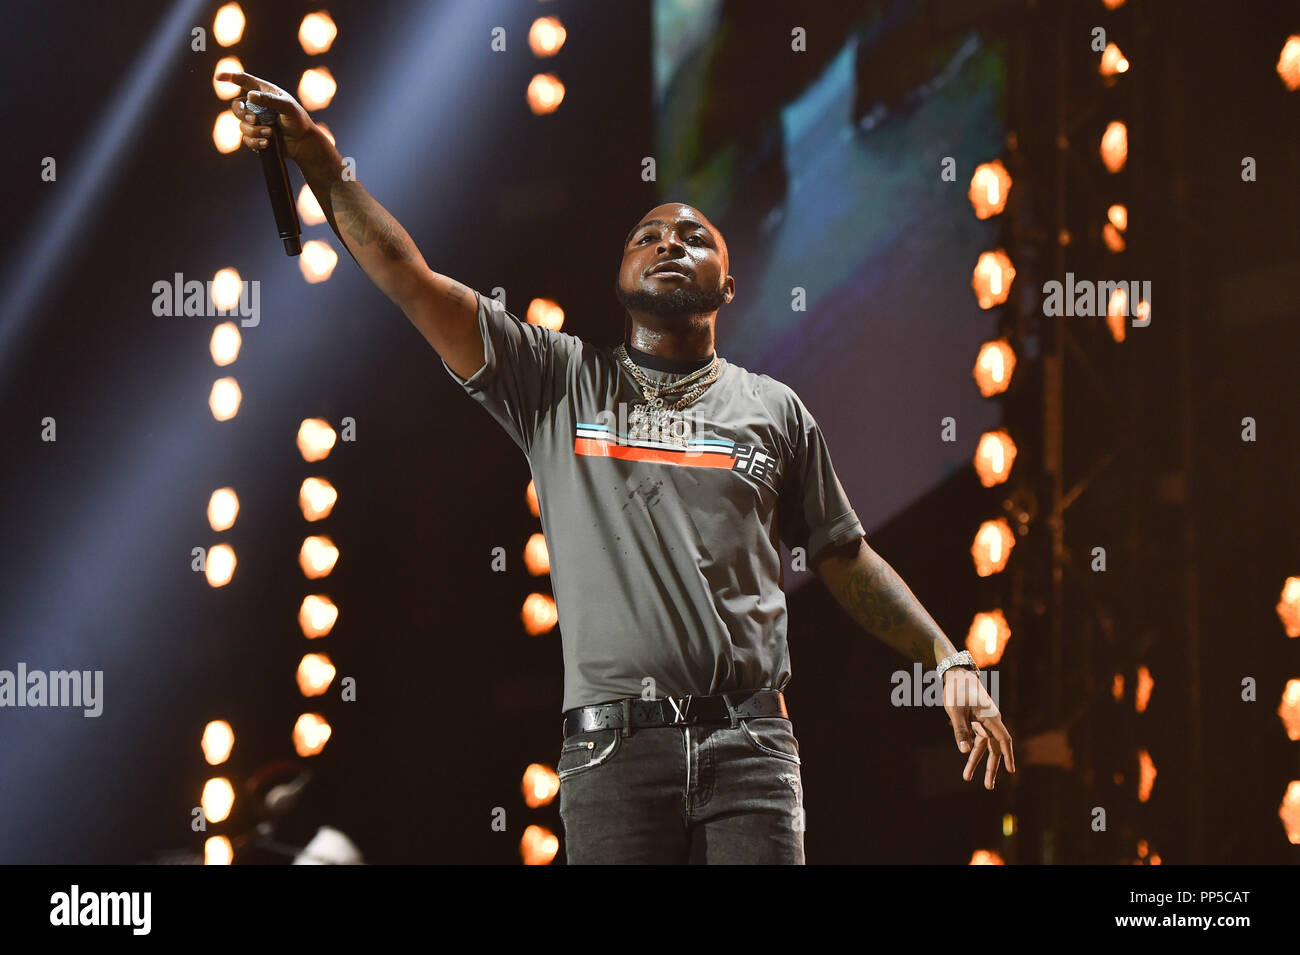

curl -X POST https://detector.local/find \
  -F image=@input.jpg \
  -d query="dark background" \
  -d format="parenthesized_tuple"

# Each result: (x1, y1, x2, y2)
(0, 0, 1296, 864)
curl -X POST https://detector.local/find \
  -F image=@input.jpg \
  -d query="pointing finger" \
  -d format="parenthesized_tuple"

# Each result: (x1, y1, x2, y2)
(215, 70, 279, 94)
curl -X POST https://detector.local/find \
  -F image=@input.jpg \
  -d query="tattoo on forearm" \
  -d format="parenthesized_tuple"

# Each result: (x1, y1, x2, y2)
(841, 556, 909, 635)
(830, 549, 952, 665)
(331, 186, 417, 263)
(445, 281, 468, 303)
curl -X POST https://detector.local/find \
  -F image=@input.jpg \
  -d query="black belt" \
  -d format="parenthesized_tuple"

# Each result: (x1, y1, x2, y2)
(562, 689, 787, 738)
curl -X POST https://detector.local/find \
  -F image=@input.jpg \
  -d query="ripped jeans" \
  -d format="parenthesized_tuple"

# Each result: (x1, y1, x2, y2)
(556, 717, 806, 864)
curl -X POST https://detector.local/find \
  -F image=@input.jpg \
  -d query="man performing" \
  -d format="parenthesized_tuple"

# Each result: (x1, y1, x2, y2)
(220, 71, 1015, 865)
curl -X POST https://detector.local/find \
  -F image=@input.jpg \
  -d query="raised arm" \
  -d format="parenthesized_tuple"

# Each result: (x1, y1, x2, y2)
(217, 71, 485, 380)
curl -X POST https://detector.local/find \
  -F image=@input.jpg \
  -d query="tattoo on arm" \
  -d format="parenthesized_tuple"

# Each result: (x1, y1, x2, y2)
(821, 543, 955, 666)
(297, 142, 416, 266)
(841, 554, 909, 635)
(331, 186, 417, 263)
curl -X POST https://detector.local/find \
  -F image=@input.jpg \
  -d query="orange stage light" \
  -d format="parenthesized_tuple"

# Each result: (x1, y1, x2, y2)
(520, 824, 559, 865)
(968, 160, 1011, 219)
(522, 592, 558, 635)
(522, 763, 560, 808)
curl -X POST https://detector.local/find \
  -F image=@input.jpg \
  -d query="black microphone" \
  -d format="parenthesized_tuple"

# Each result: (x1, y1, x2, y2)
(246, 101, 302, 256)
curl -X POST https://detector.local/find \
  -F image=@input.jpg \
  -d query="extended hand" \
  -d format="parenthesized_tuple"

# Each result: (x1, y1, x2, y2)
(943, 668, 1015, 789)
(215, 70, 317, 162)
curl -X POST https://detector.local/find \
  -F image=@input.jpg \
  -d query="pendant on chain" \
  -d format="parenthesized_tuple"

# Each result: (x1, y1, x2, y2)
(628, 395, 694, 446)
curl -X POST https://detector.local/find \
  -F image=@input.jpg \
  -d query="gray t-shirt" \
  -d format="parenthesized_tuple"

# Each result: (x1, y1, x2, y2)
(443, 291, 865, 711)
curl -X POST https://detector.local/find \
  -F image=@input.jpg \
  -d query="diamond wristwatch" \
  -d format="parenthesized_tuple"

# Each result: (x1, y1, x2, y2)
(935, 649, 979, 682)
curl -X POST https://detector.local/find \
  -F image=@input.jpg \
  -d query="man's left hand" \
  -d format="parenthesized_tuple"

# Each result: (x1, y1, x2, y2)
(943, 668, 1015, 790)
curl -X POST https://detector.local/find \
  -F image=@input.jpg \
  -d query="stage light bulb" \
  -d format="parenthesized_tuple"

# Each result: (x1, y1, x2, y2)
(1100, 42, 1129, 79)
(293, 713, 332, 757)
(300, 239, 338, 283)
(299, 238, 338, 282)
(525, 479, 540, 517)
(522, 592, 558, 635)
(297, 184, 326, 226)
(1276, 576, 1300, 636)
(1282, 681, 1300, 742)
(966, 610, 1011, 667)
(210, 322, 241, 366)
(213, 3, 245, 47)
(1278, 35, 1300, 91)
(205, 835, 233, 865)
(973, 340, 1016, 397)
(528, 17, 567, 57)
(1100, 121, 1128, 173)
(522, 764, 560, 808)
(298, 12, 338, 55)
(299, 594, 339, 638)
(1281, 781, 1300, 844)
(201, 776, 235, 823)
(205, 543, 237, 587)
(1103, 223, 1126, 253)
(207, 487, 240, 532)
(520, 825, 559, 865)
(299, 477, 338, 522)
(213, 57, 243, 98)
(298, 67, 337, 110)
(213, 111, 242, 154)
(974, 430, 1017, 487)
(968, 160, 1011, 219)
(527, 74, 565, 114)
(201, 720, 235, 765)
(299, 535, 339, 579)
(297, 418, 337, 462)
(1106, 286, 1129, 343)
(297, 653, 337, 697)
(524, 532, 550, 575)
(971, 250, 1015, 309)
(210, 268, 242, 312)
(1135, 665, 1154, 713)
(1137, 749, 1156, 802)
(526, 298, 565, 330)
(209, 377, 242, 421)
(971, 519, 1014, 577)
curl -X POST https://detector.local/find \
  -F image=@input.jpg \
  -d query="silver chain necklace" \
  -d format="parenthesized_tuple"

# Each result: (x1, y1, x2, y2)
(614, 344, 722, 446)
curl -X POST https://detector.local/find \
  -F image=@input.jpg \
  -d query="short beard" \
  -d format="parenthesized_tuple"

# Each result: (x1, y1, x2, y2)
(615, 276, 728, 319)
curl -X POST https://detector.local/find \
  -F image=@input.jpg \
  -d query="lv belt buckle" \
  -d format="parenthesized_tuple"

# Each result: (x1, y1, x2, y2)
(666, 694, 694, 725)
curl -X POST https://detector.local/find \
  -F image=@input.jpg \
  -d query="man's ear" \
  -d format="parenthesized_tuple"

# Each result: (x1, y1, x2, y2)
(723, 275, 736, 305)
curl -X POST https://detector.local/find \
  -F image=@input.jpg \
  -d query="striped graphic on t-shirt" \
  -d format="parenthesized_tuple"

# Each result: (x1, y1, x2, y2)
(574, 421, 737, 468)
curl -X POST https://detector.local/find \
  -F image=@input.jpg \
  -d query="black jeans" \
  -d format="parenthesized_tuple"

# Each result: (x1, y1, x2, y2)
(557, 716, 806, 864)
